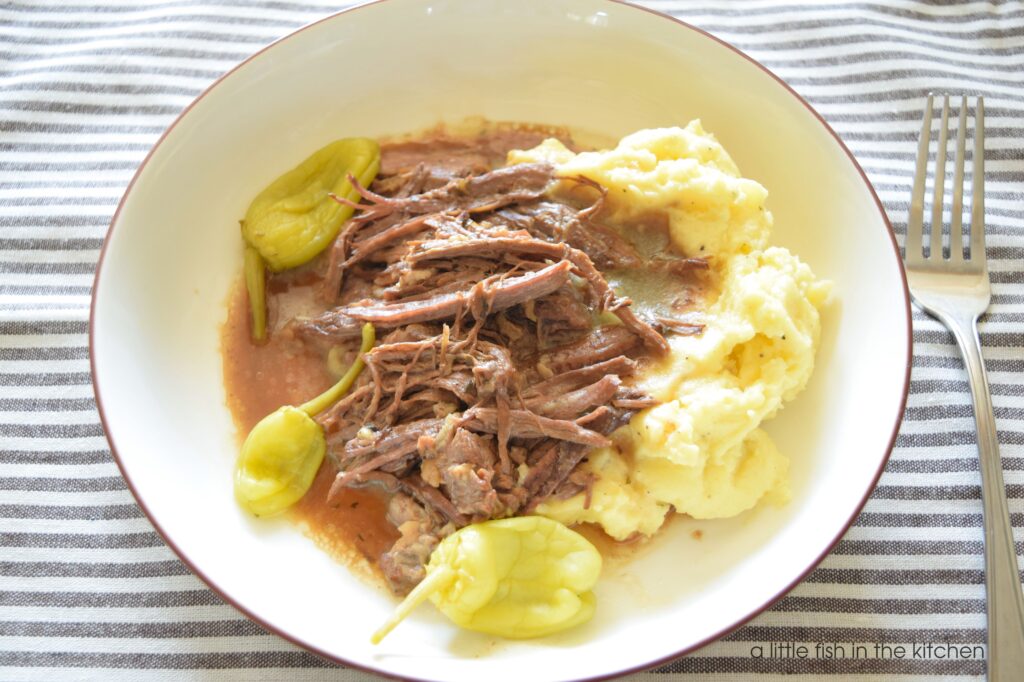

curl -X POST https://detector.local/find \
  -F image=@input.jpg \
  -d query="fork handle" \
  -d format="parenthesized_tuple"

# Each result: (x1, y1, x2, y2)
(945, 312, 1024, 681)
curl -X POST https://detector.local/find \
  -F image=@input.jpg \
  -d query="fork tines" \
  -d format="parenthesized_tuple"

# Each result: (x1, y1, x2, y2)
(905, 93, 985, 265)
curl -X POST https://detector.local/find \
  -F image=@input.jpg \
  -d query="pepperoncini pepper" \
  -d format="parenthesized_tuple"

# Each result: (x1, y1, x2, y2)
(372, 516, 602, 643)
(234, 323, 375, 516)
(241, 137, 380, 342)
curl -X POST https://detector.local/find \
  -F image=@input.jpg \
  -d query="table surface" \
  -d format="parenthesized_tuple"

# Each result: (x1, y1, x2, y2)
(1, 1, 1022, 680)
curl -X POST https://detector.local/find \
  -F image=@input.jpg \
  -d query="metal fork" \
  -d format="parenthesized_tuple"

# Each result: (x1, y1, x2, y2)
(904, 94, 1024, 680)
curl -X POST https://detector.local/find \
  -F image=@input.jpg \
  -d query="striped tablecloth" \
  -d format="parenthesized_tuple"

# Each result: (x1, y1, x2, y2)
(2, 1, 1022, 679)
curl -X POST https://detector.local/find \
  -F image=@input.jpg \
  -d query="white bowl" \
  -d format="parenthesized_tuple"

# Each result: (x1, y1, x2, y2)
(91, 1, 911, 679)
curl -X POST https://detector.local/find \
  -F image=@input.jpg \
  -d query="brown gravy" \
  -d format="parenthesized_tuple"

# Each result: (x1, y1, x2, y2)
(605, 215, 717, 322)
(292, 458, 398, 574)
(222, 279, 331, 434)
(222, 279, 398, 581)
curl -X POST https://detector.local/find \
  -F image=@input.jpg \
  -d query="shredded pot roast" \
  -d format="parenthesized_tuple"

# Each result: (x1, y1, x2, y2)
(271, 132, 705, 594)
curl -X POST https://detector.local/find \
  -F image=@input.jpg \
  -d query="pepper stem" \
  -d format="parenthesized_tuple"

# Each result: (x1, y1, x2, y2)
(299, 323, 375, 417)
(244, 245, 267, 343)
(371, 566, 455, 645)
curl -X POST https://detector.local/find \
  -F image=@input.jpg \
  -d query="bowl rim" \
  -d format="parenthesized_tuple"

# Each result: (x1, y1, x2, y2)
(89, 0, 913, 679)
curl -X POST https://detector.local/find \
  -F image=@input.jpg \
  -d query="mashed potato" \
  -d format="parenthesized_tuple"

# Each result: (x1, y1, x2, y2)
(510, 122, 830, 540)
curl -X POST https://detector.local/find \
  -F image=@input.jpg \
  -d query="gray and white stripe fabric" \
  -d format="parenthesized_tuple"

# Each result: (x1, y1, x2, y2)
(1, 1, 1022, 679)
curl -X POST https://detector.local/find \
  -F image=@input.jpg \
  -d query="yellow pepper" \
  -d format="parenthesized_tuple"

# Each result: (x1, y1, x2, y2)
(372, 516, 602, 643)
(241, 137, 380, 341)
(242, 137, 380, 271)
(234, 323, 375, 516)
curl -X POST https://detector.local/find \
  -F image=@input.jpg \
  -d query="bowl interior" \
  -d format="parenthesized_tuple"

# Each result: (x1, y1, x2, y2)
(92, 1, 909, 680)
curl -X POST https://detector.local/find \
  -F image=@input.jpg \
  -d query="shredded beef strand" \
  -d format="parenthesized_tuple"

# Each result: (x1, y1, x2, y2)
(461, 407, 611, 447)
(378, 491, 447, 594)
(657, 316, 706, 335)
(527, 442, 591, 509)
(539, 325, 642, 374)
(333, 417, 443, 472)
(522, 355, 637, 399)
(524, 375, 622, 420)
(337, 163, 556, 223)
(287, 309, 363, 343)
(343, 213, 435, 269)
(320, 218, 362, 303)
(611, 397, 661, 410)
(381, 340, 432, 425)
(340, 260, 573, 327)
(332, 469, 468, 527)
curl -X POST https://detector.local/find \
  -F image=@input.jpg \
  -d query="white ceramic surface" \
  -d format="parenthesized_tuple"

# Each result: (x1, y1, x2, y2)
(91, 1, 911, 680)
